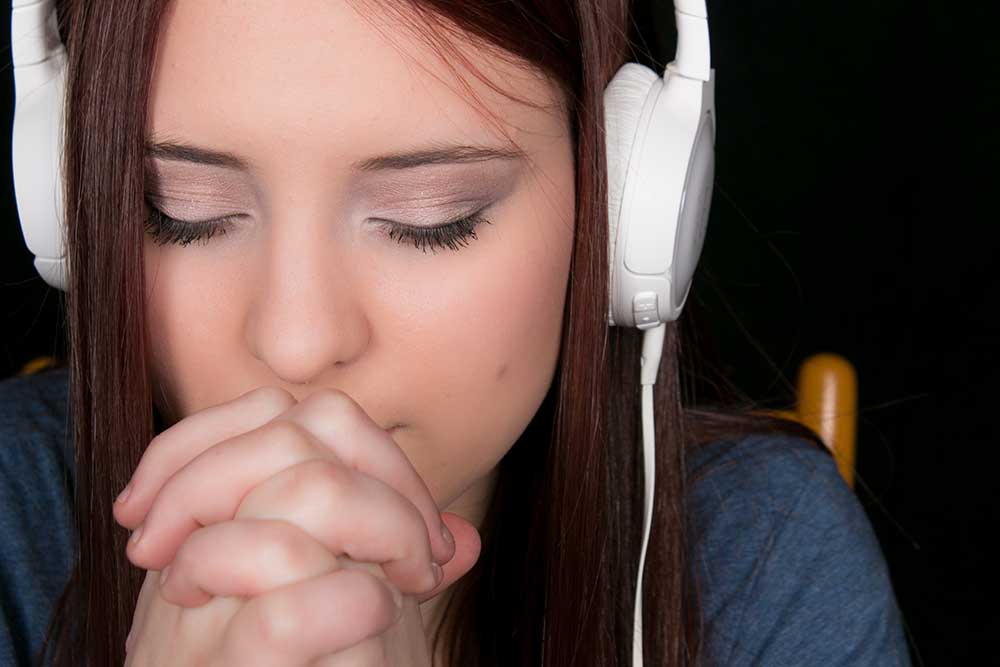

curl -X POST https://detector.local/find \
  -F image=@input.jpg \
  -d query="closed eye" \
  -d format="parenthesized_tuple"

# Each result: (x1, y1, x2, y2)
(143, 203, 492, 253)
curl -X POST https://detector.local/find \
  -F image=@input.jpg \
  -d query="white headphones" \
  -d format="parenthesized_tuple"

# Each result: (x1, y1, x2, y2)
(11, 1, 715, 664)
(603, 3, 715, 664)
(11, 0, 66, 292)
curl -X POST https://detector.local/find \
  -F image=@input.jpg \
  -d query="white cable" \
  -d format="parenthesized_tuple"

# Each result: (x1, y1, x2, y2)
(632, 323, 666, 666)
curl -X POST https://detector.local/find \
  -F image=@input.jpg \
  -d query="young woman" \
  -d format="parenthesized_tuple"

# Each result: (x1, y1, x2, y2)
(1, 0, 911, 665)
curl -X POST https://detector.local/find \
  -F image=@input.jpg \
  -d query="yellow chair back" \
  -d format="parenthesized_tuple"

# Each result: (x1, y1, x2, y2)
(770, 353, 857, 489)
(17, 355, 60, 377)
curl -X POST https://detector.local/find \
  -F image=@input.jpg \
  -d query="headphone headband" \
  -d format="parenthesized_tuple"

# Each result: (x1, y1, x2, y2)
(12, 0, 60, 67)
(671, 0, 711, 81)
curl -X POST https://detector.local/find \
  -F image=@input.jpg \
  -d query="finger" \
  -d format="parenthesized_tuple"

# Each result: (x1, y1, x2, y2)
(126, 391, 456, 574)
(126, 569, 161, 655)
(114, 386, 297, 529)
(218, 568, 403, 667)
(275, 390, 455, 567)
(233, 458, 441, 594)
(415, 512, 482, 604)
(158, 518, 341, 608)
(124, 418, 334, 570)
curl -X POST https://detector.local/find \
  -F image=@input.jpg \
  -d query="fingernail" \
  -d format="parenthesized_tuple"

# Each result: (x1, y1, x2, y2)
(432, 562, 443, 586)
(159, 566, 171, 586)
(440, 523, 453, 547)
(389, 584, 403, 609)
(115, 482, 133, 504)
(129, 525, 144, 546)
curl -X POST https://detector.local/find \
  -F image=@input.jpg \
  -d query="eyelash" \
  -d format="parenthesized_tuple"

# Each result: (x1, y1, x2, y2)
(142, 205, 493, 253)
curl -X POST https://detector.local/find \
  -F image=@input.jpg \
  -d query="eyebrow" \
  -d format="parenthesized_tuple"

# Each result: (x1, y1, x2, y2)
(144, 140, 528, 172)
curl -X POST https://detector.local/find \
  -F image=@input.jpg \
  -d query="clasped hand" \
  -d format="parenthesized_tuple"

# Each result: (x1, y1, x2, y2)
(113, 387, 481, 666)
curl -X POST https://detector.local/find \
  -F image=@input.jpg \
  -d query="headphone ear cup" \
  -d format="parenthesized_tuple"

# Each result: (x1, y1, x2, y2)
(11, 1, 69, 292)
(668, 104, 714, 314)
(604, 63, 659, 327)
(12, 58, 68, 292)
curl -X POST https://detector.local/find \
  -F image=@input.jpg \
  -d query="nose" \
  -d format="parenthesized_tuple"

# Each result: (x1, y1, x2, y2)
(245, 209, 369, 385)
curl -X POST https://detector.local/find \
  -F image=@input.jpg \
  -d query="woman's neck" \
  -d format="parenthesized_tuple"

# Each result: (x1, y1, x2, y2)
(421, 588, 454, 667)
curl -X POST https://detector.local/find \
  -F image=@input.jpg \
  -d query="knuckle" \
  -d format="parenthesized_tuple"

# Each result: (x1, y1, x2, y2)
(256, 523, 313, 575)
(147, 431, 165, 450)
(173, 525, 212, 572)
(300, 387, 356, 413)
(247, 386, 297, 413)
(289, 459, 353, 509)
(299, 389, 367, 429)
(261, 419, 315, 456)
(144, 431, 169, 458)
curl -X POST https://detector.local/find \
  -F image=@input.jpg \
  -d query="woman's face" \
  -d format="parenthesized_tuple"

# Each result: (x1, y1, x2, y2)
(143, 0, 575, 531)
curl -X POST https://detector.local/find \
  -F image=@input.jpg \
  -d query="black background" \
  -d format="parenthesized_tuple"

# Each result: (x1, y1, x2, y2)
(2, 2, 995, 664)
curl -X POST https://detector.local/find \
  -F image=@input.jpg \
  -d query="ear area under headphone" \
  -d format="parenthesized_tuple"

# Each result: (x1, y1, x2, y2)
(604, 60, 715, 331)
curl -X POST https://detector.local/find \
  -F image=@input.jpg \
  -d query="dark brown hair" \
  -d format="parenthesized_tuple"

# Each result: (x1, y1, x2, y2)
(37, 1, 827, 665)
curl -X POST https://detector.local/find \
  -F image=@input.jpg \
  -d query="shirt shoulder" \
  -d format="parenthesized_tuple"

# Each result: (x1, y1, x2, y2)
(685, 432, 912, 666)
(0, 366, 76, 667)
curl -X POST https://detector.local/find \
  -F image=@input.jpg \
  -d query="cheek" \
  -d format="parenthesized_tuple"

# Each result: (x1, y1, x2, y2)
(386, 189, 574, 503)
(143, 240, 246, 419)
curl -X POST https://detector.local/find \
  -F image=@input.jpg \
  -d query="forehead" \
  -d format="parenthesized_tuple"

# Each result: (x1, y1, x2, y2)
(147, 0, 564, 169)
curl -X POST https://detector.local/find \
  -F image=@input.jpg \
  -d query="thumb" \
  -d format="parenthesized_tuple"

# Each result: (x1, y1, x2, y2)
(416, 511, 481, 603)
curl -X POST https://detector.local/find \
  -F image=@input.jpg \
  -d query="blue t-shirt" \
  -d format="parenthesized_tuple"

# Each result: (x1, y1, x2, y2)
(0, 366, 912, 665)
